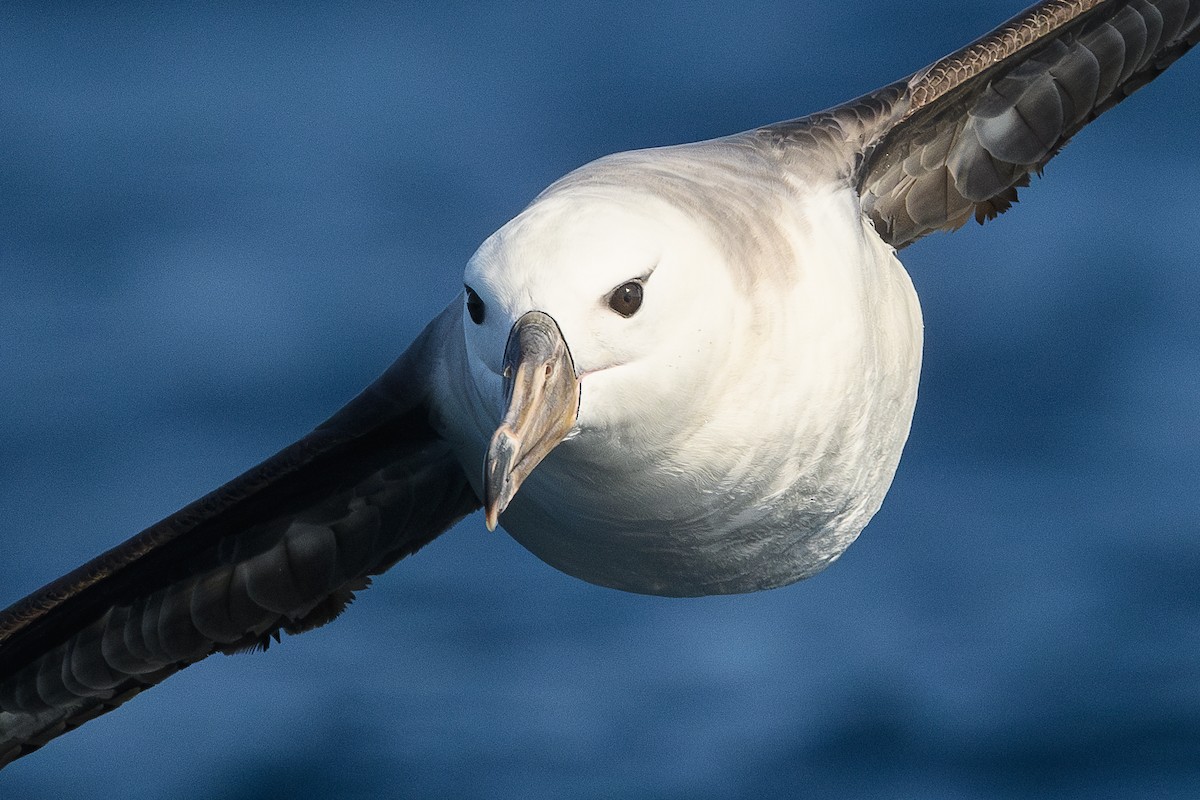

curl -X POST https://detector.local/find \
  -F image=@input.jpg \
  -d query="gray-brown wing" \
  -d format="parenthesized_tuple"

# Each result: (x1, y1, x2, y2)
(0, 304, 481, 768)
(768, 0, 1200, 248)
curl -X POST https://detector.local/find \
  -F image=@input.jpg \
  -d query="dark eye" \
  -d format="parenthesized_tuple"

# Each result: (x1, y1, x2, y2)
(465, 285, 485, 325)
(608, 281, 644, 317)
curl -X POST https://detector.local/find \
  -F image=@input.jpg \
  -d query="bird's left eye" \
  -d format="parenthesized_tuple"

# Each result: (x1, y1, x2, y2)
(465, 285, 486, 325)
(608, 281, 644, 317)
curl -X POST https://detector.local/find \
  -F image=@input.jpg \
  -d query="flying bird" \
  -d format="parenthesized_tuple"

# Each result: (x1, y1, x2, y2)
(2, 0, 1197, 769)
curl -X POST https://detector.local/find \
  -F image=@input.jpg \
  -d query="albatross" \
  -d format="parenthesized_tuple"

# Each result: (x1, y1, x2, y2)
(2, 0, 1197, 768)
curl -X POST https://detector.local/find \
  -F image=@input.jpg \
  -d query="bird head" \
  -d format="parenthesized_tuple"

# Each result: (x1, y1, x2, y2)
(461, 154, 745, 530)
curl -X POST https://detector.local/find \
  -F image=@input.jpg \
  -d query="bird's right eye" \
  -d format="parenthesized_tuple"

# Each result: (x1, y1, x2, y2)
(465, 285, 485, 325)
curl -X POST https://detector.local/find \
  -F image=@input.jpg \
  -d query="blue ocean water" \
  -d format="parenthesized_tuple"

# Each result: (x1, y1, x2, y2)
(2, 2, 1199, 797)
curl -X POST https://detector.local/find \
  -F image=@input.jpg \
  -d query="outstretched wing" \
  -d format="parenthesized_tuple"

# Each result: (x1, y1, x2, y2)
(0, 303, 481, 768)
(762, 0, 1200, 248)
(868, 0, 1200, 247)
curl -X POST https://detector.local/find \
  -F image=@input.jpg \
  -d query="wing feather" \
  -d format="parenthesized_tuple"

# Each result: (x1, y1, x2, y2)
(752, 0, 1200, 247)
(861, 0, 1200, 246)
(0, 302, 481, 767)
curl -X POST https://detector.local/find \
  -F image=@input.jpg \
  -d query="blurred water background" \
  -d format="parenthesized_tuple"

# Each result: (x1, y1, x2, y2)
(2, 2, 1199, 798)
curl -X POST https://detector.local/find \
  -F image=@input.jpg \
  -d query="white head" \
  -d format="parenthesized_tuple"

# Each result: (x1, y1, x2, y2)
(457, 143, 811, 526)
(466, 182, 745, 439)
(456, 143, 803, 536)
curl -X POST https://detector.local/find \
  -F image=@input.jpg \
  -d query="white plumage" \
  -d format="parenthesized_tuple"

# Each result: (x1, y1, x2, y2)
(440, 143, 923, 595)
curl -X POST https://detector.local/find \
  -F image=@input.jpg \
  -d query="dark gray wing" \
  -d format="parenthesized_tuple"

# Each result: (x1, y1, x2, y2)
(868, 0, 1200, 247)
(0, 304, 480, 768)
(760, 0, 1200, 248)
